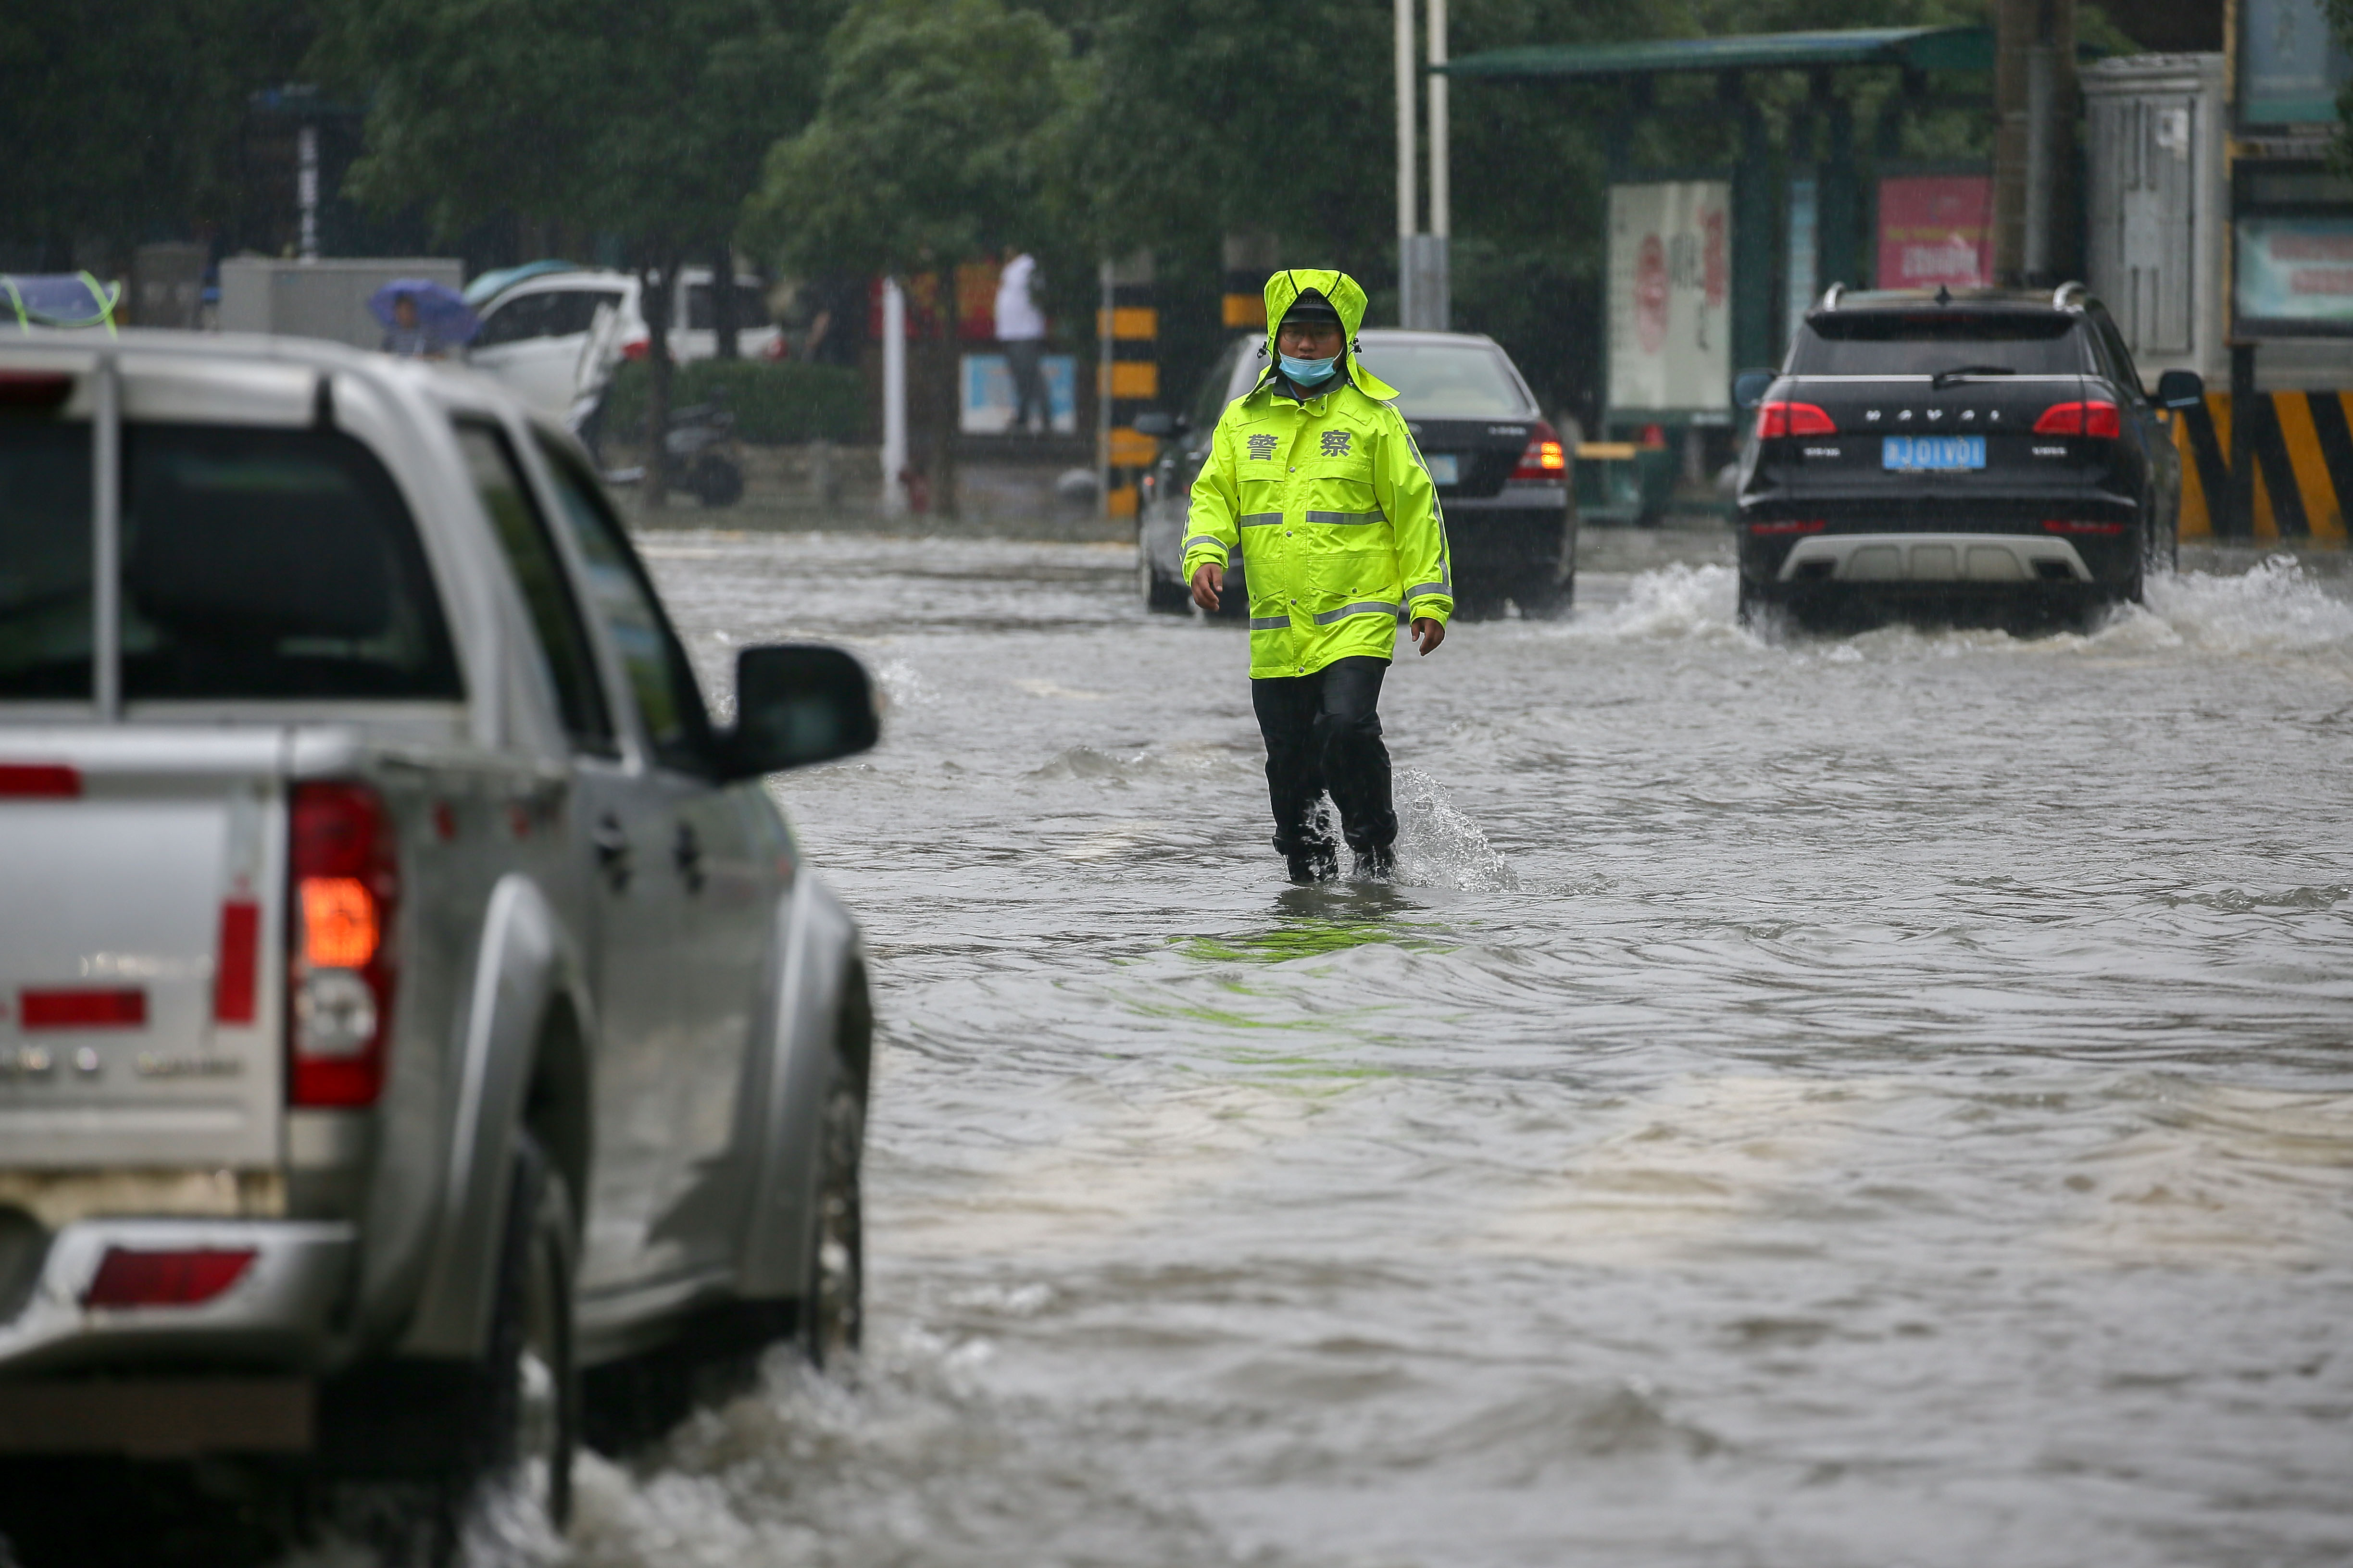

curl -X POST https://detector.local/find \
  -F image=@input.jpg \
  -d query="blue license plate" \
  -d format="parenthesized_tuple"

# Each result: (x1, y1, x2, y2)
(1882, 435, 1985, 471)
(1427, 453, 1459, 485)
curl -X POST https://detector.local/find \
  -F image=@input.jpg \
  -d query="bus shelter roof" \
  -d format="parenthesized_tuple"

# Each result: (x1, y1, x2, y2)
(1438, 25, 1997, 81)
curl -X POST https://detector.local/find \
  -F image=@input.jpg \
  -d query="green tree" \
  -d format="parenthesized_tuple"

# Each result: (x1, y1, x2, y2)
(747, 0, 1084, 513)
(320, 0, 834, 500)
(0, 0, 321, 271)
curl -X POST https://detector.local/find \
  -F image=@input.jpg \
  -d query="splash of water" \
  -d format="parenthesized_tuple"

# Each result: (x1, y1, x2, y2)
(1392, 768, 1517, 892)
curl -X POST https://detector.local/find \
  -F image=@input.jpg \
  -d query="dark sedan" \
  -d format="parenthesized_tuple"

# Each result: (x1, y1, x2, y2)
(1139, 329, 1577, 618)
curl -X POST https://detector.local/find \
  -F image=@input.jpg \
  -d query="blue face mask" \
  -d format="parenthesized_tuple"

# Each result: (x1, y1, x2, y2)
(1278, 351, 1340, 387)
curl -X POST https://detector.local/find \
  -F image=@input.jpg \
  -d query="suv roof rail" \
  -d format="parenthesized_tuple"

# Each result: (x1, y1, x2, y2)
(2052, 281, 2088, 311)
(1818, 282, 1845, 310)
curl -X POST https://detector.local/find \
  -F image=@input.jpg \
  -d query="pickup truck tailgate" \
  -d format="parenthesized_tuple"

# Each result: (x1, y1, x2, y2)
(0, 729, 286, 1169)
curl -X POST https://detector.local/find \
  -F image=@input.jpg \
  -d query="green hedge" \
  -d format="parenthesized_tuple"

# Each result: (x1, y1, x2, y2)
(602, 358, 866, 445)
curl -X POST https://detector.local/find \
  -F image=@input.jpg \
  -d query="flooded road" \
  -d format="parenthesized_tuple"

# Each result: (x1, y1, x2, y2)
(573, 529, 2353, 1568)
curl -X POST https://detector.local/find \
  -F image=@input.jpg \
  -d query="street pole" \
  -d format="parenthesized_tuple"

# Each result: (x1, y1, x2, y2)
(1993, 0, 2076, 286)
(1426, 0, 1450, 331)
(880, 277, 907, 517)
(1097, 258, 1113, 519)
(1395, 0, 1417, 326)
(297, 124, 319, 262)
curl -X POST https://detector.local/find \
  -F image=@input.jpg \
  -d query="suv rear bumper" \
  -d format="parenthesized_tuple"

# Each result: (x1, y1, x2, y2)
(0, 1218, 354, 1381)
(1774, 531, 2093, 586)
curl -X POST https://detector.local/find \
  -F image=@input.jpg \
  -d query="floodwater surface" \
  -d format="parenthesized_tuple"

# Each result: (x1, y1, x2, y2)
(575, 532, 2352, 1567)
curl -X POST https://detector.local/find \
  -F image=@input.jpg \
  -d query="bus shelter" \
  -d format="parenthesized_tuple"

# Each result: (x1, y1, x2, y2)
(1441, 26, 2015, 515)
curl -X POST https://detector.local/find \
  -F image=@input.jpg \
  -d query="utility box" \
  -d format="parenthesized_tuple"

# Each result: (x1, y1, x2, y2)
(2082, 54, 2228, 383)
(217, 257, 464, 350)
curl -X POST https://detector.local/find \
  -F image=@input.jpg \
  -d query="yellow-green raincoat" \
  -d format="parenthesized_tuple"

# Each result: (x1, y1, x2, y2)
(1181, 269, 1453, 679)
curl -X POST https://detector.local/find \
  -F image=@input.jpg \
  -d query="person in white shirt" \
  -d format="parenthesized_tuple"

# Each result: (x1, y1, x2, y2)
(993, 250, 1048, 435)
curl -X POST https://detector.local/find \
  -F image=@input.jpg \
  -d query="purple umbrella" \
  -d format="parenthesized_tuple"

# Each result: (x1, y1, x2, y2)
(367, 278, 479, 348)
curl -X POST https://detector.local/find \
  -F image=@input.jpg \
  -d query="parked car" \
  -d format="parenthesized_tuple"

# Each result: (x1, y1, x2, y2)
(1138, 329, 1577, 617)
(466, 266, 780, 421)
(0, 331, 875, 1552)
(1731, 283, 2200, 629)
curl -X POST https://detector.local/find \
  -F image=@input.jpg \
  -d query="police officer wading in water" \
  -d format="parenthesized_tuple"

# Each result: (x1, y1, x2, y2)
(1185, 269, 1453, 884)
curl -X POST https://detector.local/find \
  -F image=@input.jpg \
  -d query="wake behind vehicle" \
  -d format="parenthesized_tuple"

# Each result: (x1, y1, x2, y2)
(0, 331, 874, 1555)
(1732, 283, 2202, 629)
(1139, 329, 1576, 617)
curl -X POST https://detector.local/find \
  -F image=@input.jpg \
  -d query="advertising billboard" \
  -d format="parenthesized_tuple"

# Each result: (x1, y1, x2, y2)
(1876, 176, 1994, 291)
(1606, 180, 1731, 414)
(2235, 218, 2353, 334)
(2238, 0, 2353, 125)
(959, 353, 1079, 434)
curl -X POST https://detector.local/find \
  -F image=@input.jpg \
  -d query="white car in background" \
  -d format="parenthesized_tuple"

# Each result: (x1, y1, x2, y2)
(466, 267, 780, 420)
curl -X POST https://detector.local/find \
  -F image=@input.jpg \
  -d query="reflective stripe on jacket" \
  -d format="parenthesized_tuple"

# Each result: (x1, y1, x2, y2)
(1181, 268, 1453, 679)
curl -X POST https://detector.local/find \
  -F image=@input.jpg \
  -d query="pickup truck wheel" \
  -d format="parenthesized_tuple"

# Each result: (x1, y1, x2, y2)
(466, 1131, 578, 1537)
(798, 1074, 864, 1369)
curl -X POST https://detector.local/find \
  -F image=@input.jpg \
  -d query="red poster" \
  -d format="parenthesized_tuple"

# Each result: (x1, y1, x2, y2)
(1877, 176, 1993, 290)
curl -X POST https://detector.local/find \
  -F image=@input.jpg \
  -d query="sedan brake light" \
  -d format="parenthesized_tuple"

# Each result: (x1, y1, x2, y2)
(84, 1248, 256, 1308)
(289, 782, 398, 1108)
(1755, 401, 1836, 439)
(2033, 401, 2120, 438)
(1510, 421, 1567, 480)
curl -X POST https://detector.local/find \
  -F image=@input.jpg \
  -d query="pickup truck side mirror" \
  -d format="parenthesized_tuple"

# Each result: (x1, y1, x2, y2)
(722, 644, 879, 779)
(2154, 369, 2205, 410)
(1730, 369, 1777, 411)
(1130, 411, 1175, 437)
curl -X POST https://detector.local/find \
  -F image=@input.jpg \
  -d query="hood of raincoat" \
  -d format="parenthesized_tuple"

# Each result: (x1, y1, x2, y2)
(1260, 268, 1398, 401)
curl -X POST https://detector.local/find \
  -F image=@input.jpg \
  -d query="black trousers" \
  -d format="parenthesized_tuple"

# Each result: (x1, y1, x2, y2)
(1004, 339, 1048, 432)
(1252, 656, 1396, 858)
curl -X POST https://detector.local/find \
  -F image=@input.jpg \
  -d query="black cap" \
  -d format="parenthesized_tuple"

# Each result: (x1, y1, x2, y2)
(1279, 289, 1341, 327)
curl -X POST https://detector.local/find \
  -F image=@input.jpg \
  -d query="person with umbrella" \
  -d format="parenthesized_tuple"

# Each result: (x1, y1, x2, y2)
(370, 279, 477, 359)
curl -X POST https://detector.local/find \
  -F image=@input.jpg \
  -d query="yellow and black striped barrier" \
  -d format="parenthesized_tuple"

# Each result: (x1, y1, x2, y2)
(2175, 391, 2353, 540)
(1222, 231, 1278, 332)
(1101, 255, 1157, 520)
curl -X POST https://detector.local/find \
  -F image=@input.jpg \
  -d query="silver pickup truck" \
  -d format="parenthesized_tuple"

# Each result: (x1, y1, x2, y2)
(0, 332, 877, 1544)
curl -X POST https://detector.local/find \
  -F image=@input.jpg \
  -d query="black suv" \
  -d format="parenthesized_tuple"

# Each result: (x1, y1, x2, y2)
(1137, 329, 1577, 618)
(1731, 285, 2203, 628)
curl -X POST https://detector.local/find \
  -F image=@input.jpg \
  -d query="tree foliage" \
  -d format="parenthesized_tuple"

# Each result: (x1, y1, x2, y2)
(0, 0, 320, 264)
(746, 0, 1083, 278)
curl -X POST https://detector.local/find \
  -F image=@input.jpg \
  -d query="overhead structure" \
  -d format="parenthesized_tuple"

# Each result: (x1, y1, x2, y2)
(1437, 24, 2081, 441)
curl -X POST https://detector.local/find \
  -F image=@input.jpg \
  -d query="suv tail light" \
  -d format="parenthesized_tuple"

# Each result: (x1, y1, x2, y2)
(1511, 421, 1567, 480)
(289, 783, 398, 1108)
(1747, 519, 1827, 535)
(2033, 401, 2120, 438)
(619, 337, 651, 361)
(2041, 519, 2127, 535)
(1755, 401, 1836, 438)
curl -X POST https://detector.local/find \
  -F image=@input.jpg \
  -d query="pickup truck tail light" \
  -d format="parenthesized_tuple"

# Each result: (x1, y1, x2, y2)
(289, 782, 398, 1108)
(1755, 401, 1836, 438)
(1511, 422, 1567, 480)
(2033, 401, 2120, 438)
(84, 1247, 256, 1308)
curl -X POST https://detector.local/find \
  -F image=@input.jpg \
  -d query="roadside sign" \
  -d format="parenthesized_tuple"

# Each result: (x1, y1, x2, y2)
(1876, 176, 1994, 290)
(1606, 180, 1731, 414)
(2234, 217, 2353, 334)
(2238, 0, 2353, 126)
(959, 353, 1078, 434)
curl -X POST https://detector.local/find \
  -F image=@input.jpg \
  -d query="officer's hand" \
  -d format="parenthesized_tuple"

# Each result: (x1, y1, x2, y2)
(1190, 563, 1223, 612)
(1411, 617, 1445, 656)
